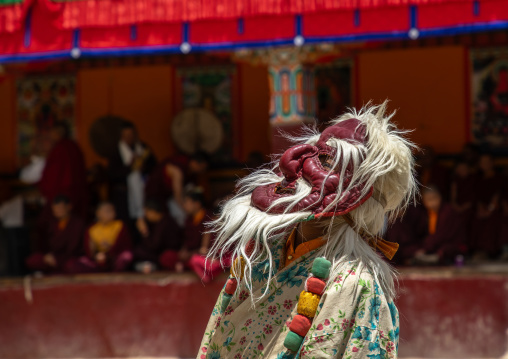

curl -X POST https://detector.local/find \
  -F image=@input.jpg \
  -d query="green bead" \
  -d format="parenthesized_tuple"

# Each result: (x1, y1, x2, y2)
(284, 331, 304, 352)
(221, 293, 232, 313)
(311, 257, 331, 279)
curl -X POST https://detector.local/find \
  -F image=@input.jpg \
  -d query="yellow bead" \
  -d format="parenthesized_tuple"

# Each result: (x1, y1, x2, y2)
(230, 257, 246, 279)
(297, 291, 321, 318)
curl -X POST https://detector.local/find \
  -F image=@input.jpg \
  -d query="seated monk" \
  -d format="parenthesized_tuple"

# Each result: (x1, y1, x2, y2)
(470, 154, 503, 259)
(159, 186, 227, 281)
(413, 186, 466, 265)
(133, 199, 183, 273)
(450, 160, 477, 241)
(68, 202, 133, 273)
(500, 181, 508, 260)
(26, 195, 85, 274)
(416, 146, 450, 201)
(385, 205, 424, 265)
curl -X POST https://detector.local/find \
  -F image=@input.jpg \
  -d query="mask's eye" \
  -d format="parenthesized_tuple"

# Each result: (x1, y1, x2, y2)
(319, 155, 335, 171)
(274, 183, 296, 195)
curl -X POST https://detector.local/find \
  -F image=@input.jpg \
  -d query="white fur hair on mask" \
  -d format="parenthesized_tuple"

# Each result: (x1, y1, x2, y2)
(207, 101, 417, 302)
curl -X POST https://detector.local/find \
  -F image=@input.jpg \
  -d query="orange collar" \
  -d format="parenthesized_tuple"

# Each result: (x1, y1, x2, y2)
(428, 209, 438, 235)
(284, 228, 326, 268)
(193, 209, 206, 226)
(58, 218, 69, 230)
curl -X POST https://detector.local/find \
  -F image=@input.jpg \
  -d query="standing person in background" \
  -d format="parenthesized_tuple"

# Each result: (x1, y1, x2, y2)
(26, 195, 85, 274)
(144, 152, 209, 226)
(159, 186, 226, 281)
(38, 122, 88, 218)
(68, 202, 133, 273)
(108, 121, 157, 224)
(133, 199, 183, 274)
(470, 154, 503, 259)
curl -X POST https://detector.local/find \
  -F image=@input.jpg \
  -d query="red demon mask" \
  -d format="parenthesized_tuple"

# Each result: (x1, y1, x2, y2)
(251, 118, 374, 217)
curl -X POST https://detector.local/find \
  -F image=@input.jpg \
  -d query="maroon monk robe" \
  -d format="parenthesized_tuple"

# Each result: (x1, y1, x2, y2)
(144, 155, 194, 207)
(470, 174, 504, 257)
(159, 210, 209, 270)
(26, 216, 85, 273)
(159, 212, 228, 280)
(68, 222, 133, 273)
(499, 177, 508, 254)
(386, 205, 425, 265)
(39, 139, 88, 218)
(451, 173, 477, 239)
(133, 214, 183, 263)
(417, 164, 451, 201)
(182, 211, 210, 252)
(416, 203, 467, 263)
(452, 174, 478, 207)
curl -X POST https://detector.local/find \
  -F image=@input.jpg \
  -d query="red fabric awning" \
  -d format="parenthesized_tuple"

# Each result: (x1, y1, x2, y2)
(39, 0, 472, 29)
(0, 0, 31, 33)
(0, 0, 507, 62)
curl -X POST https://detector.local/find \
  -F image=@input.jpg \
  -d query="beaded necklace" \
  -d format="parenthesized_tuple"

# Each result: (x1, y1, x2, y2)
(220, 230, 331, 356)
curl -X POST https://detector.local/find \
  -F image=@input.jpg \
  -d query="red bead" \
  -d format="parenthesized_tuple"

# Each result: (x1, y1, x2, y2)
(289, 315, 312, 337)
(306, 277, 326, 295)
(224, 277, 238, 295)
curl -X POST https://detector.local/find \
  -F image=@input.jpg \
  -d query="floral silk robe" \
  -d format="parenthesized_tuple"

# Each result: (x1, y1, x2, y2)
(198, 242, 400, 359)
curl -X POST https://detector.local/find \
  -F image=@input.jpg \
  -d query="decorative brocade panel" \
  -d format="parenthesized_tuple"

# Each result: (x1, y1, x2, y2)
(269, 64, 315, 125)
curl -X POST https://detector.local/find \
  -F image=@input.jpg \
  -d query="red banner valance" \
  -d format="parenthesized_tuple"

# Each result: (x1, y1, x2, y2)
(0, 0, 31, 33)
(0, 0, 508, 62)
(41, 0, 473, 29)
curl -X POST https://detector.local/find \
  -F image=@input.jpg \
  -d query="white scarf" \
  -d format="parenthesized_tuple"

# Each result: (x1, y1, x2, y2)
(119, 141, 146, 219)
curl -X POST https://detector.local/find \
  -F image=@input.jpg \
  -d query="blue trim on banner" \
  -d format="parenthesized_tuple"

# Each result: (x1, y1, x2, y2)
(80, 45, 181, 56)
(72, 29, 81, 48)
(304, 31, 408, 44)
(191, 38, 294, 51)
(182, 22, 190, 42)
(417, 20, 508, 36)
(410, 5, 418, 28)
(295, 14, 302, 36)
(473, 0, 480, 16)
(23, 8, 32, 48)
(354, 9, 361, 27)
(3, 20, 508, 63)
(237, 18, 244, 34)
(0, 50, 71, 62)
(130, 25, 138, 41)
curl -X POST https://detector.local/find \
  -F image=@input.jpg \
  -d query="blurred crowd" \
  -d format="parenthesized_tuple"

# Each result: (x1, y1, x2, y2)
(386, 145, 508, 266)
(0, 122, 232, 280)
(1, 122, 508, 279)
